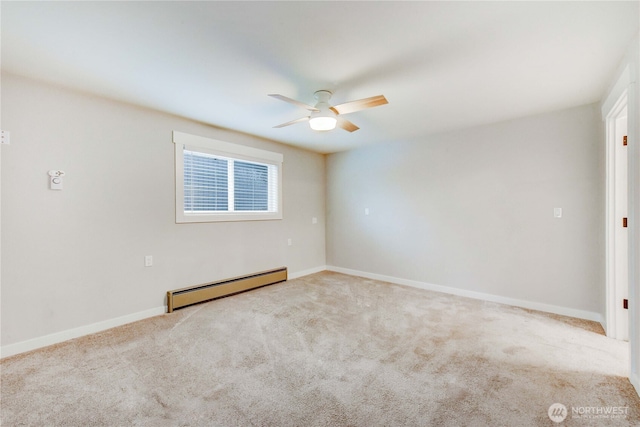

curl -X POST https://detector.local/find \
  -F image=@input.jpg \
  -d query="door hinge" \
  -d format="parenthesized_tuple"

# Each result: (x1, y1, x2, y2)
(623, 217, 628, 228)
(623, 135, 627, 146)
(623, 299, 628, 310)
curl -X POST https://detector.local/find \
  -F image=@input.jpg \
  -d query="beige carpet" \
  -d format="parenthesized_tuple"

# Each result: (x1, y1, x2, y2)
(1, 271, 639, 426)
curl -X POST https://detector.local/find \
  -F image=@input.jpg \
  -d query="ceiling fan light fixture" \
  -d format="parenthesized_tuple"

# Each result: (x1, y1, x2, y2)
(270, 89, 386, 133)
(309, 115, 337, 131)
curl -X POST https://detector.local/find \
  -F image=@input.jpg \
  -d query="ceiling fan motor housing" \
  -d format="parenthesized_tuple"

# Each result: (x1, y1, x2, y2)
(310, 90, 337, 131)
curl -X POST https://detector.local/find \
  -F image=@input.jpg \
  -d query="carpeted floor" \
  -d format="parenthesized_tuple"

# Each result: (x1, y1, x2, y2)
(1, 271, 639, 426)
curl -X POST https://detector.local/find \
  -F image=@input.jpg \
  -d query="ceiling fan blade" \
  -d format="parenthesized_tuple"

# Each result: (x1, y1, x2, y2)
(337, 117, 359, 132)
(330, 95, 388, 115)
(268, 94, 320, 112)
(273, 116, 309, 128)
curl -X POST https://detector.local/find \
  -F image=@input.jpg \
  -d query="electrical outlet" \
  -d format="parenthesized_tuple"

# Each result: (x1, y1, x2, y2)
(145, 255, 153, 267)
(287, 238, 292, 246)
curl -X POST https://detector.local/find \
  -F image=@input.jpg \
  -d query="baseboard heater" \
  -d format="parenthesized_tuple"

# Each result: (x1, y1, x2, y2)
(166, 267, 287, 313)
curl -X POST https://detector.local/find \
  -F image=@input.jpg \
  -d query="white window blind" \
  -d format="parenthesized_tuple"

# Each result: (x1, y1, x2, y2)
(174, 131, 283, 223)
(233, 160, 270, 211)
(183, 150, 228, 212)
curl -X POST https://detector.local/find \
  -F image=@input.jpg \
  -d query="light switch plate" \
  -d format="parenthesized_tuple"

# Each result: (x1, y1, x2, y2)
(1, 130, 10, 145)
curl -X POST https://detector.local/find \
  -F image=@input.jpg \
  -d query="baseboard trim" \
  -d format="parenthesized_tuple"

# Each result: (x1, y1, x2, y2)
(1, 267, 605, 359)
(0, 306, 166, 359)
(326, 266, 603, 323)
(289, 265, 327, 280)
(1, 265, 328, 359)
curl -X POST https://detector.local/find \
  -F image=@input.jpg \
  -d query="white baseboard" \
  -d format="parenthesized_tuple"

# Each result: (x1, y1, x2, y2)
(1, 265, 328, 359)
(288, 265, 327, 280)
(326, 266, 603, 323)
(1, 306, 166, 359)
(1, 267, 605, 359)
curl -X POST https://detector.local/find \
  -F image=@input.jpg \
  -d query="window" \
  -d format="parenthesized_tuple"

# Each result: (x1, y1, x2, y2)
(174, 131, 283, 223)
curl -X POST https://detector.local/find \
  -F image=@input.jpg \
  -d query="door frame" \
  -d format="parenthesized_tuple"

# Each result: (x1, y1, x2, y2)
(605, 89, 629, 340)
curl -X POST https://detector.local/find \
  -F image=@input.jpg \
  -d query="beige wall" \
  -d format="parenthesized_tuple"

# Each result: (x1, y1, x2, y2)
(0, 73, 613, 355)
(327, 104, 604, 315)
(1, 73, 326, 347)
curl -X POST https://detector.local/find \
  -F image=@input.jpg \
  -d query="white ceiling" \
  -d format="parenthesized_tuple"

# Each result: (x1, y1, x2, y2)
(2, 1, 638, 153)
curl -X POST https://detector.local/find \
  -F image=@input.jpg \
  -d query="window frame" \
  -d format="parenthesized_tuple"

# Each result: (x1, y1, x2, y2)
(173, 131, 283, 223)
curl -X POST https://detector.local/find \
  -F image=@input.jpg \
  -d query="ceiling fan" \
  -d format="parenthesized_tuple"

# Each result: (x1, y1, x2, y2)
(268, 90, 388, 132)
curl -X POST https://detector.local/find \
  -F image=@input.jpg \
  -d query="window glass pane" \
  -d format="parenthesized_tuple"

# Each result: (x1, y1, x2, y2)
(234, 160, 268, 211)
(184, 150, 228, 212)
